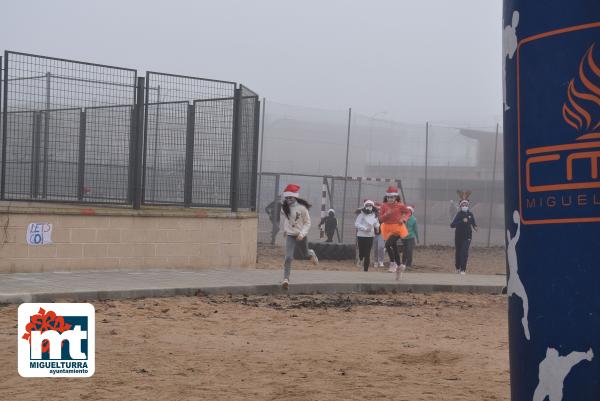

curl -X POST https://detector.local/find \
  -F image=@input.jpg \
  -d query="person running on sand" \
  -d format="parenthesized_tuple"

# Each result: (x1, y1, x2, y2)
(379, 186, 410, 279)
(402, 205, 419, 269)
(354, 200, 380, 271)
(450, 199, 477, 274)
(280, 184, 318, 289)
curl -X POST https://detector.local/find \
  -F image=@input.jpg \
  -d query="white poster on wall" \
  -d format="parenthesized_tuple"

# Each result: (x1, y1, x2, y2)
(26, 223, 53, 246)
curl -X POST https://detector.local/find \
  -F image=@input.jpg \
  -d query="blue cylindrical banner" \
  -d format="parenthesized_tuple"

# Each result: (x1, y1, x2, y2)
(503, 1, 600, 399)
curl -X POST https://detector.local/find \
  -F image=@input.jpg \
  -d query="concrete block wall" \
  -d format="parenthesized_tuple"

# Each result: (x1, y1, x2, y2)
(0, 203, 257, 273)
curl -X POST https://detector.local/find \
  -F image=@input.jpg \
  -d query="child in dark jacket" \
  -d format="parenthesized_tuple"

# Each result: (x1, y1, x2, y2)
(318, 209, 337, 242)
(450, 200, 478, 274)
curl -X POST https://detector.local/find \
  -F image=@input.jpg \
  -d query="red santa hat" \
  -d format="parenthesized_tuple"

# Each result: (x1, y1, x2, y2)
(364, 199, 375, 207)
(385, 186, 399, 197)
(407, 205, 415, 213)
(459, 199, 470, 207)
(283, 184, 300, 198)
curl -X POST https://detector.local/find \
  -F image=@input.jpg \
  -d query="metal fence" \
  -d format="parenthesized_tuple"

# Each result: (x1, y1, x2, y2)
(258, 100, 504, 246)
(0, 51, 260, 210)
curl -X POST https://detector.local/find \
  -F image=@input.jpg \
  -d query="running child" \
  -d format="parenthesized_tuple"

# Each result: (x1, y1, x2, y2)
(354, 200, 380, 271)
(280, 184, 318, 289)
(379, 186, 410, 279)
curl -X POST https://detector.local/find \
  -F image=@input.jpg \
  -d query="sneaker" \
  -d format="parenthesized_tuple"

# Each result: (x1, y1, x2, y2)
(460, 271, 466, 275)
(396, 264, 407, 280)
(388, 262, 397, 273)
(356, 259, 362, 268)
(282, 279, 289, 289)
(378, 262, 385, 268)
(308, 249, 319, 266)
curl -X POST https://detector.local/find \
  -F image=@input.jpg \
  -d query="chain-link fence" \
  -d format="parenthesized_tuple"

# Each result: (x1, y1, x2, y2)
(259, 100, 504, 246)
(142, 72, 239, 207)
(420, 124, 504, 247)
(0, 50, 260, 210)
(1, 51, 137, 203)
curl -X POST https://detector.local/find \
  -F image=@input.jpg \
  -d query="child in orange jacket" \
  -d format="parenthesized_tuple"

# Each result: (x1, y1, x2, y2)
(378, 186, 410, 279)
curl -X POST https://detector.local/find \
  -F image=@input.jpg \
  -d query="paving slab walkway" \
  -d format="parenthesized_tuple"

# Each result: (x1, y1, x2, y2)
(0, 268, 507, 303)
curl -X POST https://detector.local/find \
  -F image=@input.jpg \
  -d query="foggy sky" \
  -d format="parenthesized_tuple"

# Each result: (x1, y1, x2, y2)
(1, 0, 502, 126)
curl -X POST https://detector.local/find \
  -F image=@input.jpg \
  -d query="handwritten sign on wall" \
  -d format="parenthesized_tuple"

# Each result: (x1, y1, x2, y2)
(26, 223, 53, 246)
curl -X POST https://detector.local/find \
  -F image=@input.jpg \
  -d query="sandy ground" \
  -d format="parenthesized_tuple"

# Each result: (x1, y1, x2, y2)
(0, 293, 508, 401)
(258, 244, 506, 276)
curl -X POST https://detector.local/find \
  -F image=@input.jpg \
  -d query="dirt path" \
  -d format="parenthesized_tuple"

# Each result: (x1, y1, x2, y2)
(0, 293, 509, 401)
(258, 244, 506, 276)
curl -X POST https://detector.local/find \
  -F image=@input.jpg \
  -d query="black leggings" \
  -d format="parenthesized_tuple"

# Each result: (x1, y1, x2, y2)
(455, 237, 471, 272)
(402, 237, 415, 267)
(385, 235, 402, 264)
(357, 236, 374, 271)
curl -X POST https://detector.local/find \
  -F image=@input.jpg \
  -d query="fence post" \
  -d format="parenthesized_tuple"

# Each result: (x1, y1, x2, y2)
(397, 179, 406, 204)
(423, 121, 429, 246)
(41, 72, 51, 199)
(184, 103, 195, 207)
(357, 177, 362, 207)
(230, 87, 242, 212)
(487, 123, 500, 247)
(128, 109, 136, 204)
(326, 177, 334, 210)
(274, 174, 280, 205)
(256, 97, 266, 212)
(31, 112, 41, 199)
(141, 72, 150, 205)
(271, 173, 280, 245)
(341, 107, 352, 242)
(132, 76, 145, 209)
(150, 85, 160, 202)
(0, 54, 5, 200)
(77, 109, 86, 201)
(250, 97, 261, 211)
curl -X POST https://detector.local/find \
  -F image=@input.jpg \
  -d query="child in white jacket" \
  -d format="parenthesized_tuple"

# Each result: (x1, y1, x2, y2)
(280, 184, 318, 289)
(354, 200, 380, 271)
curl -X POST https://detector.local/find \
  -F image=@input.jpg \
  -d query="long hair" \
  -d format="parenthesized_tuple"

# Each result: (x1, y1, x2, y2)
(281, 197, 311, 219)
(383, 195, 401, 203)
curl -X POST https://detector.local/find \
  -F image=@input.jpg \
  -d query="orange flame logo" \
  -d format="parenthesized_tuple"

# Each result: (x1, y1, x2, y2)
(562, 44, 600, 140)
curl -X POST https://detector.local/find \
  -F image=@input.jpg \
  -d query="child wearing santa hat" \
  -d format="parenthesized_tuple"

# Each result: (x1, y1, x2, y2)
(450, 199, 478, 274)
(379, 186, 410, 279)
(280, 184, 319, 289)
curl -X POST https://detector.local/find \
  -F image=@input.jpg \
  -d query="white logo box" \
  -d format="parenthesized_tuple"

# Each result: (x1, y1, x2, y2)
(18, 303, 95, 378)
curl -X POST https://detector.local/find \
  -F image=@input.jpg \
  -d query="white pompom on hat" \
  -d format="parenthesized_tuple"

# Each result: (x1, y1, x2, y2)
(282, 184, 300, 198)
